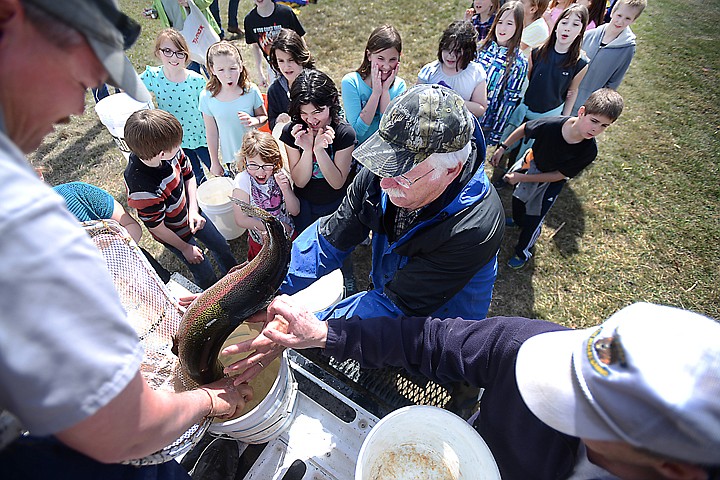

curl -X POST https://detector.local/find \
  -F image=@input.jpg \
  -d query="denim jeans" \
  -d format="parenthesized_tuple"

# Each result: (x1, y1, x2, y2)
(183, 146, 212, 185)
(165, 212, 237, 289)
(0, 436, 190, 480)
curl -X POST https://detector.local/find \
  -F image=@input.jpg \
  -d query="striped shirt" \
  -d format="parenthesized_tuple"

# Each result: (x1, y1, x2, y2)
(124, 149, 194, 241)
(476, 42, 529, 145)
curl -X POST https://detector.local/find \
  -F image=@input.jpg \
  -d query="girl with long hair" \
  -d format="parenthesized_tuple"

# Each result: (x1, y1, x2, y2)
(341, 25, 407, 144)
(477, 1, 529, 146)
(199, 41, 267, 176)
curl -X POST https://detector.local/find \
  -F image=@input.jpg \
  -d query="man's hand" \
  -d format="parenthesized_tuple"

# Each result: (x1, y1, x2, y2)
(263, 295, 329, 349)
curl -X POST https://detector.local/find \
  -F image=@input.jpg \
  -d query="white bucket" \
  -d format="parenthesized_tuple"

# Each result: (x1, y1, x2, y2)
(209, 323, 298, 444)
(356, 405, 501, 480)
(196, 177, 245, 240)
(288, 268, 344, 313)
(94, 93, 153, 159)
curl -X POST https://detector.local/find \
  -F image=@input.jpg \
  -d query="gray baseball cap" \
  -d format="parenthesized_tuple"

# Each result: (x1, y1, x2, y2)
(353, 84, 474, 178)
(24, 0, 150, 102)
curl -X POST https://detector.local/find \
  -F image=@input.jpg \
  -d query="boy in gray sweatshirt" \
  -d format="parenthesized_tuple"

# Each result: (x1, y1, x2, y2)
(571, 0, 646, 114)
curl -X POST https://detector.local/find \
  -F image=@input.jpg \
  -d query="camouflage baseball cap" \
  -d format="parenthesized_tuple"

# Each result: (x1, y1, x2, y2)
(353, 84, 474, 178)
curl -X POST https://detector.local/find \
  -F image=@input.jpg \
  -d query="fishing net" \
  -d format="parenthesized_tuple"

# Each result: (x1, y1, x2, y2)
(82, 219, 209, 465)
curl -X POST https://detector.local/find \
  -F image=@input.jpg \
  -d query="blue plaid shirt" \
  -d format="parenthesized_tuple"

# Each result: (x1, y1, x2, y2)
(476, 42, 529, 145)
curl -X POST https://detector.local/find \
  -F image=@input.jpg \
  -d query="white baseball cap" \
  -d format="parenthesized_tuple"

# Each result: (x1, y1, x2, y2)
(516, 302, 720, 465)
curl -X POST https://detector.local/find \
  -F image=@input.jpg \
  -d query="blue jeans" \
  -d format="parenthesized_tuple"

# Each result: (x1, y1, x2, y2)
(0, 436, 190, 480)
(165, 212, 237, 289)
(227, 0, 240, 28)
(183, 146, 212, 185)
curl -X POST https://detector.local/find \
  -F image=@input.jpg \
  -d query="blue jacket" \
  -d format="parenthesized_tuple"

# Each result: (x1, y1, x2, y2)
(280, 135, 505, 321)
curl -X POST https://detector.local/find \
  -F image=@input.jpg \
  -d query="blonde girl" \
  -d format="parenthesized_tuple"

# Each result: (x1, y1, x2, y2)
(233, 130, 299, 260)
(417, 20, 488, 118)
(141, 29, 211, 185)
(341, 25, 407, 145)
(199, 41, 268, 176)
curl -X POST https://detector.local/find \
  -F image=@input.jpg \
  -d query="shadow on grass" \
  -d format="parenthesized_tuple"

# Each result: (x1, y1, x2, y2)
(32, 122, 115, 183)
(488, 184, 586, 318)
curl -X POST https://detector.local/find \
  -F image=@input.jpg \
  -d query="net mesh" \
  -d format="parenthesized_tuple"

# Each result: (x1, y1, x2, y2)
(82, 220, 209, 465)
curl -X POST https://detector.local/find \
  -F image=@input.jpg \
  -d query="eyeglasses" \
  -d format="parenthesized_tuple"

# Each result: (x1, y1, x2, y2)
(246, 163, 275, 172)
(159, 48, 188, 60)
(395, 168, 435, 188)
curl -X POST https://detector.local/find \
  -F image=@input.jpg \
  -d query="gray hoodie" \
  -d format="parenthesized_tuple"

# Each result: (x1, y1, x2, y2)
(571, 25, 637, 114)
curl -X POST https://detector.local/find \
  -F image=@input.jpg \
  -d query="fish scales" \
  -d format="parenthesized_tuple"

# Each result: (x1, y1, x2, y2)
(174, 200, 292, 385)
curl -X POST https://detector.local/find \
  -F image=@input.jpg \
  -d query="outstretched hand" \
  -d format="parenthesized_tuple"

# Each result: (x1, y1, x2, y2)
(221, 295, 328, 385)
(262, 295, 328, 349)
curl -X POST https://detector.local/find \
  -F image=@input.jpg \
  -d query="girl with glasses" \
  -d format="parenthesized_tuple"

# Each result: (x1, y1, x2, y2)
(232, 130, 299, 260)
(141, 28, 212, 185)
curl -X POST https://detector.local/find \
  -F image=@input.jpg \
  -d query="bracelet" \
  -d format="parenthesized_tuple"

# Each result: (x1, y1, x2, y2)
(200, 388, 215, 418)
(498, 142, 509, 150)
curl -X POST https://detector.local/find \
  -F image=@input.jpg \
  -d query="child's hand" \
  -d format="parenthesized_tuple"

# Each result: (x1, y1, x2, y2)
(465, 8, 474, 20)
(183, 244, 205, 264)
(238, 111, 254, 127)
(314, 126, 335, 151)
(490, 148, 504, 167)
(503, 172, 522, 185)
(210, 162, 225, 177)
(291, 124, 313, 151)
(188, 210, 206, 233)
(274, 170, 292, 191)
(382, 62, 400, 92)
(276, 113, 291, 125)
(370, 62, 383, 92)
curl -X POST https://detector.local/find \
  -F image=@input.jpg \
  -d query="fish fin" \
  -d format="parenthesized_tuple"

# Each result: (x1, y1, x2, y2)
(171, 336, 179, 356)
(227, 260, 249, 275)
(228, 196, 273, 221)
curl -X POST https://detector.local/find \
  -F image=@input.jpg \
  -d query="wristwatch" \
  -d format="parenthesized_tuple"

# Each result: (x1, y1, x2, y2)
(498, 142, 509, 150)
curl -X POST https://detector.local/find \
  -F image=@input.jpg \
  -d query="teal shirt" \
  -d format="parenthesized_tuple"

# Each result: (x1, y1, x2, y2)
(198, 85, 264, 165)
(341, 72, 407, 144)
(52, 182, 114, 222)
(141, 66, 208, 150)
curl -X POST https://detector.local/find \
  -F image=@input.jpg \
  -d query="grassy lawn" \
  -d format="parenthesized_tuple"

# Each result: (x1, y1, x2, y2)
(30, 0, 719, 327)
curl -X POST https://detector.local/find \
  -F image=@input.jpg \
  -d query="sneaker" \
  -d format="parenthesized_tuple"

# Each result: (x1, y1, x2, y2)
(505, 217, 516, 227)
(227, 26, 244, 37)
(507, 255, 527, 269)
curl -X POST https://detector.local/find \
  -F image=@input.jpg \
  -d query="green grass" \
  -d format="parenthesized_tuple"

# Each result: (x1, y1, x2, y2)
(29, 0, 720, 327)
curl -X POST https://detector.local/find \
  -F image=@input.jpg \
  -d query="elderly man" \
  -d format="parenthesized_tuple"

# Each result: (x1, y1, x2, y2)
(249, 297, 720, 480)
(279, 84, 505, 323)
(0, 1, 249, 478)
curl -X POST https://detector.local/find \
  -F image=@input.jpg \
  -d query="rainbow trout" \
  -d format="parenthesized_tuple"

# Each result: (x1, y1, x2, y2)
(173, 199, 292, 385)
